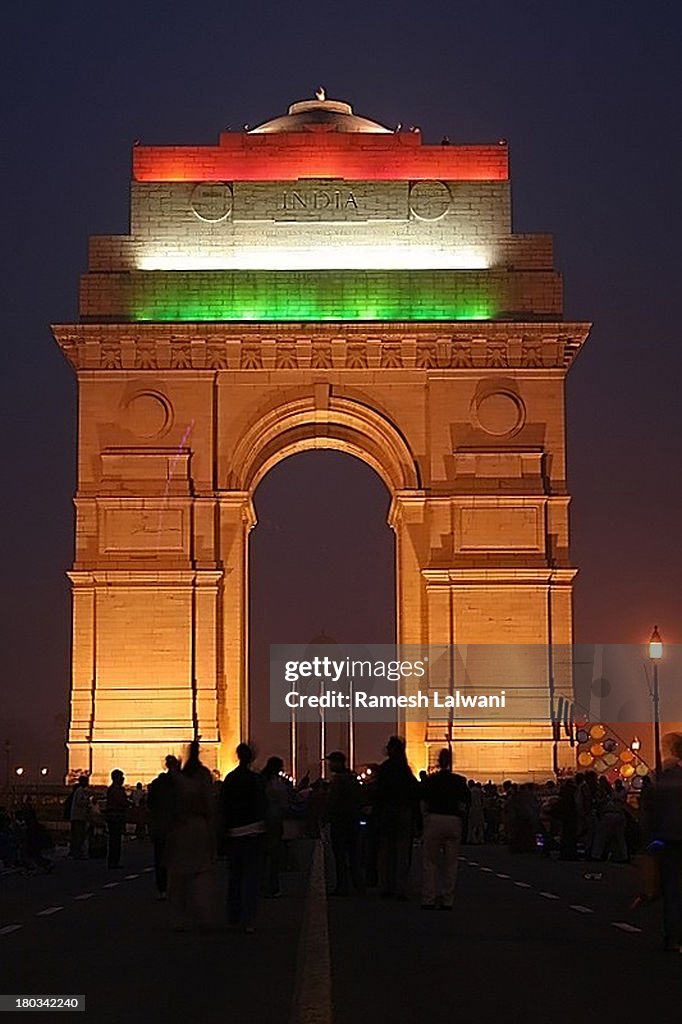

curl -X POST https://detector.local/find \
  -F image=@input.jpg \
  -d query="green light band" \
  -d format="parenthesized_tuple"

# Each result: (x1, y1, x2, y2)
(116, 270, 497, 322)
(80, 269, 561, 322)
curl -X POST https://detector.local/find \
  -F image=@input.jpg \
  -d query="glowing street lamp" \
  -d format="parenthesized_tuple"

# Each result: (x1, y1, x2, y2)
(40, 767, 49, 777)
(648, 626, 663, 776)
(15, 767, 24, 777)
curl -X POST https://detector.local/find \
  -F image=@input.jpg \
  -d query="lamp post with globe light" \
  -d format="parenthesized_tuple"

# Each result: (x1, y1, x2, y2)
(648, 626, 663, 776)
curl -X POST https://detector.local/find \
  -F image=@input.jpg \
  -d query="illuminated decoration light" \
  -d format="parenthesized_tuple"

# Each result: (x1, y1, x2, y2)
(79, 270, 552, 321)
(85, 270, 505, 323)
(136, 245, 492, 273)
(133, 134, 509, 183)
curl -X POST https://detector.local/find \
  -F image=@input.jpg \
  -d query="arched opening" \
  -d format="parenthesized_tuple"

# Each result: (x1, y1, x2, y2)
(249, 450, 396, 776)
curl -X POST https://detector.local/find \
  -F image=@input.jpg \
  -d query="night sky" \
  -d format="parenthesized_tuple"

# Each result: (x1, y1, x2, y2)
(2, 1, 681, 775)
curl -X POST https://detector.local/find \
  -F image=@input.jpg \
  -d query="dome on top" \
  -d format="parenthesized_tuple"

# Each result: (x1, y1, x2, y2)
(249, 92, 392, 135)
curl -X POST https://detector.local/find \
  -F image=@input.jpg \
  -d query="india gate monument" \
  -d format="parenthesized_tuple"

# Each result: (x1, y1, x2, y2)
(53, 94, 590, 784)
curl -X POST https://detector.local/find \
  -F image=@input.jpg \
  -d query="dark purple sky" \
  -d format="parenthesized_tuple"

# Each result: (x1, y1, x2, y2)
(2, 1, 681, 774)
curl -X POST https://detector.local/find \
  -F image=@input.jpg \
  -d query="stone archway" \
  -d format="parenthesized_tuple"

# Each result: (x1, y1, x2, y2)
(53, 94, 590, 783)
(213, 387, 422, 776)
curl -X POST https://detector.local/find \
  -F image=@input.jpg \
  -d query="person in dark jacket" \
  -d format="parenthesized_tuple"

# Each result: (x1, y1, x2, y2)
(374, 736, 420, 899)
(147, 755, 180, 898)
(220, 743, 267, 932)
(261, 756, 289, 897)
(420, 749, 470, 909)
(324, 751, 364, 896)
(642, 734, 682, 951)
(104, 769, 129, 868)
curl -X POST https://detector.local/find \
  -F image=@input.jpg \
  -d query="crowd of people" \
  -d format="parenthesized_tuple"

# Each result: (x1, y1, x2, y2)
(2, 734, 681, 950)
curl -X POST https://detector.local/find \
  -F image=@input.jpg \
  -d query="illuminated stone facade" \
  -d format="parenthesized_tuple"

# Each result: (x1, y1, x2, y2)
(54, 96, 589, 782)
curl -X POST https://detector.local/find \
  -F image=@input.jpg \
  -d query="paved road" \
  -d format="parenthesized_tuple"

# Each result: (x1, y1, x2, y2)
(0, 839, 310, 1022)
(329, 844, 682, 1024)
(2, 840, 681, 1022)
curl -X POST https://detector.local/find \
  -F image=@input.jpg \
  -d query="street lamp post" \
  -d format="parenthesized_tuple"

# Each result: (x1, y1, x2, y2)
(649, 626, 663, 776)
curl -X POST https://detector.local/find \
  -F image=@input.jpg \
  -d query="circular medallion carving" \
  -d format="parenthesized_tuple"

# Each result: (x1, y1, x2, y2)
(473, 391, 525, 436)
(409, 180, 451, 220)
(124, 392, 172, 438)
(190, 182, 233, 222)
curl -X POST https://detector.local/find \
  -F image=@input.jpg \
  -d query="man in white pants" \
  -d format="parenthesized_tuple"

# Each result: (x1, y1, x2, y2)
(420, 749, 470, 910)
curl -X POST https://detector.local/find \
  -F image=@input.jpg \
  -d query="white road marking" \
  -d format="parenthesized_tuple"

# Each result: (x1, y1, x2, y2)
(103, 882, 119, 889)
(143, 867, 154, 873)
(514, 881, 531, 888)
(496, 873, 510, 878)
(37, 906, 63, 916)
(538, 892, 560, 900)
(612, 922, 642, 933)
(570, 904, 594, 914)
(125, 873, 139, 879)
(74, 893, 94, 901)
(0, 924, 22, 934)
(480, 867, 493, 873)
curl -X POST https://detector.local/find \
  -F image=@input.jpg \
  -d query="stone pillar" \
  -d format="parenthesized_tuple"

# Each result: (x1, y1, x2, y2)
(217, 491, 256, 774)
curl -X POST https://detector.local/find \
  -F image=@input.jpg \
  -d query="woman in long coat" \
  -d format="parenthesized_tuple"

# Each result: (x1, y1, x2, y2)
(166, 742, 218, 931)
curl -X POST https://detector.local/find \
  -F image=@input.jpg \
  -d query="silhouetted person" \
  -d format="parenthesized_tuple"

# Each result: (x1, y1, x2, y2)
(69, 776, 90, 859)
(221, 743, 267, 932)
(508, 784, 539, 853)
(166, 742, 217, 931)
(104, 769, 128, 868)
(324, 751, 364, 896)
(553, 780, 579, 860)
(16, 804, 53, 873)
(131, 781, 147, 839)
(420, 749, 470, 909)
(641, 734, 682, 951)
(0, 806, 18, 868)
(147, 755, 180, 898)
(261, 756, 289, 897)
(374, 736, 420, 899)
(592, 777, 627, 862)
(466, 781, 485, 844)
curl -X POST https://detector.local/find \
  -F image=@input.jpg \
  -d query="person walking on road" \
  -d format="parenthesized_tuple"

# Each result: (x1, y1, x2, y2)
(261, 756, 290, 898)
(641, 733, 682, 952)
(374, 736, 420, 900)
(166, 743, 217, 931)
(104, 769, 129, 869)
(466, 780, 485, 844)
(221, 743, 267, 933)
(69, 776, 90, 859)
(324, 751, 364, 896)
(420, 749, 470, 910)
(147, 755, 180, 899)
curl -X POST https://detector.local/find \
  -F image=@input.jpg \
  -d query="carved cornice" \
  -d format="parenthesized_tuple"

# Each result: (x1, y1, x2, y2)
(52, 321, 590, 372)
